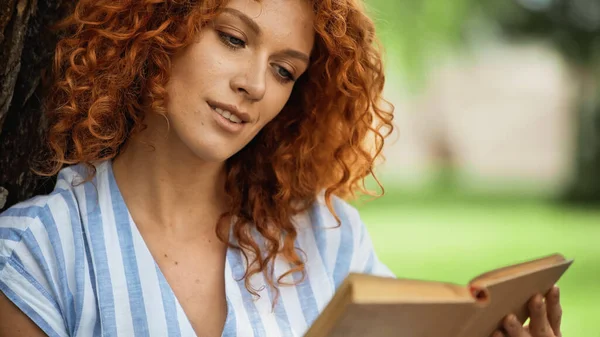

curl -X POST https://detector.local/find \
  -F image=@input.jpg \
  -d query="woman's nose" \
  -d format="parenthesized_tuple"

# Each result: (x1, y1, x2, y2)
(230, 58, 267, 102)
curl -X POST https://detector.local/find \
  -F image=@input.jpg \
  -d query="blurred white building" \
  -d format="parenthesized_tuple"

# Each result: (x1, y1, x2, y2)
(381, 41, 578, 194)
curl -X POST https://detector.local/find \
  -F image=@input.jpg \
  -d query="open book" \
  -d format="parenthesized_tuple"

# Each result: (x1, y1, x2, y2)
(304, 254, 573, 337)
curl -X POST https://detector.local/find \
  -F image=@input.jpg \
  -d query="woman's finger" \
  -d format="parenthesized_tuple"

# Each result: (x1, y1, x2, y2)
(545, 286, 562, 337)
(491, 330, 507, 337)
(528, 294, 554, 337)
(503, 314, 528, 337)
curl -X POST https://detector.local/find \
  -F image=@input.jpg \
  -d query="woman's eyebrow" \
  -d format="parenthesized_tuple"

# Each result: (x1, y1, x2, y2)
(279, 49, 310, 64)
(220, 8, 261, 37)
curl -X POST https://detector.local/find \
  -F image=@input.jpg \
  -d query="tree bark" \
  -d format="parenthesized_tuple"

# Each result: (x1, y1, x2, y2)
(564, 63, 600, 204)
(0, 0, 73, 211)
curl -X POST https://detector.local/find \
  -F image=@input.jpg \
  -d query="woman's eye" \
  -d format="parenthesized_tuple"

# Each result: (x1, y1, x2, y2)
(218, 32, 245, 49)
(275, 65, 295, 82)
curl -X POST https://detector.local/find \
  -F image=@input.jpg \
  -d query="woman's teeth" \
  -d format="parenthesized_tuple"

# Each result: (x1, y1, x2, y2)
(213, 106, 242, 124)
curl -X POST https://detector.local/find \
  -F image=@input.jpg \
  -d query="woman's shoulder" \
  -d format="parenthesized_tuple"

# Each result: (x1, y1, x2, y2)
(0, 163, 103, 337)
(0, 196, 72, 336)
(0, 163, 91, 235)
(0, 162, 102, 270)
(293, 193, 395, 282)
(300, 193, 362, 231)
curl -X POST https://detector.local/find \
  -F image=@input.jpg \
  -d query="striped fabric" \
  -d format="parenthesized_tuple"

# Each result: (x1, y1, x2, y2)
(0, 160, 395, 337)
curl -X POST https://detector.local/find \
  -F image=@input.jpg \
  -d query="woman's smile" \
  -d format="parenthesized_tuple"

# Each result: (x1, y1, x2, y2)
(208, 101, 247, 134)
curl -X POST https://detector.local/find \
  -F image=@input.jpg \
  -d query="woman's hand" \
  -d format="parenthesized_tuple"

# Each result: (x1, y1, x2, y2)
(492, 286, 562, 337)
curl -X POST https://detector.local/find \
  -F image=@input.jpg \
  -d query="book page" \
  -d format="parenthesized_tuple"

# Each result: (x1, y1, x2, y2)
(352, 275, 476, 304)
(469, 254, 568, 285)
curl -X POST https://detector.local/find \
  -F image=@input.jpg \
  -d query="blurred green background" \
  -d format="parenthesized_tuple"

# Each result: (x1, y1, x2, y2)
(357, 1, 600, 336)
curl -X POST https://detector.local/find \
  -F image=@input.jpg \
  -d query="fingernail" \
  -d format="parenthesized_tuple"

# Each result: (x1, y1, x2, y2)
(508, 314, 518, 327)
(555, 286, 560, 297)
(536, 295, 544, 308)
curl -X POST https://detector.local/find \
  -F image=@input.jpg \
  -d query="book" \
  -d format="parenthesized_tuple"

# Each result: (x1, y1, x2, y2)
(304, 253, 573, 337)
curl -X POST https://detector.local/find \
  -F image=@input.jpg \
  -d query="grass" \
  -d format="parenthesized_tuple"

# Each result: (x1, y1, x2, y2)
(355, 184, 600, 337)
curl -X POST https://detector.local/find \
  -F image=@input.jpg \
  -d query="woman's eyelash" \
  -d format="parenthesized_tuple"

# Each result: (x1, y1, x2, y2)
(218, 32, 245, 49)
(274, 66, 295, 83)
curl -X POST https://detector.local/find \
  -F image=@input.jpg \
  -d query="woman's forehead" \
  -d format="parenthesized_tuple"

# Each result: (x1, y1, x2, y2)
(222, 0, 314, 28)
(221, 0, 315, 53)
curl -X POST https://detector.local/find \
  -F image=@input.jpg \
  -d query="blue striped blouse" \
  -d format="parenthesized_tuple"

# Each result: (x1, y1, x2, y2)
(0, 160, 394, 337)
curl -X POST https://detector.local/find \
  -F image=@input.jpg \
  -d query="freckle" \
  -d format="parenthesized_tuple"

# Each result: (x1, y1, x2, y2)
(201, 122, 204, 126)
(175, 261, 179, 265)
(195, 279, 200, 283)
(164, 254, 168, 258)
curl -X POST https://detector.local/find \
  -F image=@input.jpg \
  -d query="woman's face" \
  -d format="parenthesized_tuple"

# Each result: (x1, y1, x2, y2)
(163, 0, 315, 162)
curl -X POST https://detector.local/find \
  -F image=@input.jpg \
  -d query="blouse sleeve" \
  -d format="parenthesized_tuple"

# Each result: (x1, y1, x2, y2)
(350, 213, 396, 278)
(329, 196, 396, 278)
(0, 202, 70, 337)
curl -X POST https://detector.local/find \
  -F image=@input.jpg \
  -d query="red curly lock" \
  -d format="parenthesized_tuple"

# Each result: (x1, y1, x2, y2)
(41, 0, 394, 300)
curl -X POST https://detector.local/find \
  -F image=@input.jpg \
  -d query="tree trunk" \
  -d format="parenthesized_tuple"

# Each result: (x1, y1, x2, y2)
(563, 62, 600, 204)
(0, 0, 73, 211)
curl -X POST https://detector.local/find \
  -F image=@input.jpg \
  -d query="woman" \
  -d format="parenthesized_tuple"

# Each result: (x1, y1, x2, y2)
(0, 0, 562, 336)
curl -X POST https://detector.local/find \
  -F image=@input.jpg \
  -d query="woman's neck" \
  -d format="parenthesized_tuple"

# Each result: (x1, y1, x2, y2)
(111, 119, 229, 238)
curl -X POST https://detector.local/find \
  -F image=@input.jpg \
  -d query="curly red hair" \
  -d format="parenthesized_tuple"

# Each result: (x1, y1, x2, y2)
(41, 0, 394, 299)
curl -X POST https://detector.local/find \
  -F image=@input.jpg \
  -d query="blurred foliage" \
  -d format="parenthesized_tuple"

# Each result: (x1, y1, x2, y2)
(366, 0, 600, 203)
(364, 0, 478, 88)
(365, 0, 600, 82)
(479, 0, 600, 203)
(479, 0, 600, 65)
